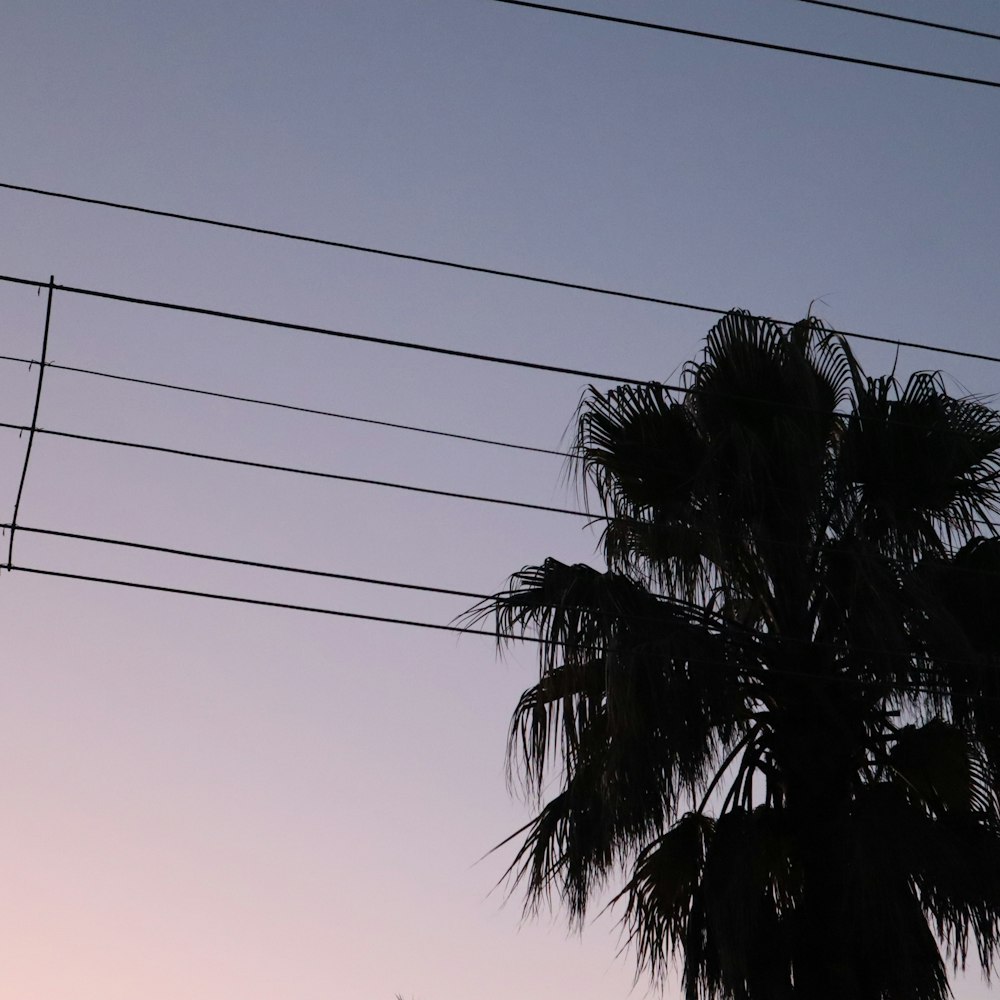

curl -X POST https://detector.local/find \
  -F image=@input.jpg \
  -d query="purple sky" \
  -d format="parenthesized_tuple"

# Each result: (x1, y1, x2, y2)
(2, 2, 999, 998)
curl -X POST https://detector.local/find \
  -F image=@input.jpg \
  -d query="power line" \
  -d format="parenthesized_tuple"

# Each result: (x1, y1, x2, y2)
(1, 193, 999, 373)
(794, 0, 1000, 43)
(1, 173, 998, 371)
(0, 272, 656, 386)
(0, 349, 814, 465)
(8, 560, 998, 699)
(3, 412, 995, 555)
(2, 343, 997, 485)
(0, 419, 595, 520)
(13, 519, 999, 624)
(11, 523, 490, 600)
(0, 353, 569, 459)
(6, 523, 1000, 688)
(3, 346, 999, 495)
(489, 0, 1000, 90)
(10, 562, 499, 638)
(0, 181, 725, 317)
(0, 179, 954, 360)
(4, 270, 1000, 379)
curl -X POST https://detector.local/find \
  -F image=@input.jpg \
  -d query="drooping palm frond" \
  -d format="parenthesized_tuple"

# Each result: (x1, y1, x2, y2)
(479, 557, 759, 921)
(619, 807, 796, 1000)
(616, 812, 717, 995)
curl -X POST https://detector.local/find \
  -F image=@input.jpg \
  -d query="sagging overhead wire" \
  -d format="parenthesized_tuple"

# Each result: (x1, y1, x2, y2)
(0, 181, 725, 318)
(11, 562, 496, 638)
(3, 330, 1000, 487)
(3, 270, 1000, 378)
(489, 0, 1000, 90)
(8, 556, 999, 702)
(3, 352, 996, 487)
(1, 414, 996, 544)
(0, 271, 654, 386)
(0, 353, 570, 459)
(794, 0, 1000, 42)
(0, 419, 594, 520)
(10, 523, 489, 600)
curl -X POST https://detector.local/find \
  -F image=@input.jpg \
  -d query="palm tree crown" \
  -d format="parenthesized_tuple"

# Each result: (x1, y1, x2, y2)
(478, 312, 1000, 1000)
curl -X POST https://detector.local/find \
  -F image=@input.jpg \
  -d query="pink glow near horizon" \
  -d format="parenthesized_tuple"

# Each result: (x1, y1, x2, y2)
(2, 2, 999, 998)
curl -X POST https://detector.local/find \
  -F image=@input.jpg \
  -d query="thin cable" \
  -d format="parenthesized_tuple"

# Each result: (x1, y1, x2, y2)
(794, 0, 1000, 42)
(0, 192, 997, 372)
(5, 331, 1000, 464)
(0, 273, 656, 386)
(16, 419, 995, 535)
(3, 344, 1000, 547)
(10, 563, 501, 637)
(2, 451, 995, 584)
(1, 354, 568, 458)
(0, 181, 725, 317)
(2, 562, 773, 659)
(6, 526, 1000, 685)
(4, 269, 1000, 373)
(491, 0, 1000, 89)
(1, 349, 997, 467)
(7, 277, 54, 568)
(0, 419, 594, 520)
(13, 523, 489, 600)
(9, 561, 1000, 698)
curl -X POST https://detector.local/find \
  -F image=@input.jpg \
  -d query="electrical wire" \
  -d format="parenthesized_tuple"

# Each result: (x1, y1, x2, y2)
(12, 523, 489, 600)
(3, 410, 995, 550)
(0, 271, 658, 386)
(0, 181, 725, 317)
(6, 524, 1000, 694)
(4, 336, 1000, 460)
(0, 194, 994, 373)
(0, 180, 978, 366)
(0, 189, 1000, 370)
(489, 0, 1000, 90)
(0, 353, 569, 458)
(4, 270, 1000, 380)
(0, 419, 595, 520)
(794, 0, 1000, 42)
(3, 353, 1000, 536)
(10, 563, 500, 638)
(8, 557, 1000, 700)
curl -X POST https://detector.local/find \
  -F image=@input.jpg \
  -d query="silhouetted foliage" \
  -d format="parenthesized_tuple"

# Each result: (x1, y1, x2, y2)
(474, 312, 1000, 999)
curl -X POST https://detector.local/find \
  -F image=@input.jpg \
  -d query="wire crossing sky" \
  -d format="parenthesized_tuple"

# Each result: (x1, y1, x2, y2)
(793, 0, 1000, 41)
(4, 187, 1000, 365)
(489, 0, 1000, 88)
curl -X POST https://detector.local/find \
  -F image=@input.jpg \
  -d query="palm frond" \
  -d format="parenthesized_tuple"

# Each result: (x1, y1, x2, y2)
(840, 371, 1000, 561)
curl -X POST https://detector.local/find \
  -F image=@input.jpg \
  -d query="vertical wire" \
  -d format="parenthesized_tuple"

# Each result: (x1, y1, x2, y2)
(7, 276, 55, 569)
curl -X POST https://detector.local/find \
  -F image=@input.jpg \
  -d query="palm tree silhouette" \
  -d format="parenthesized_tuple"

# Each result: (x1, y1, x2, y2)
(475, 312, 1000, 999)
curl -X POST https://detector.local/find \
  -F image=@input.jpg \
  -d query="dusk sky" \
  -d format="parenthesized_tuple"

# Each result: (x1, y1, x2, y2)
(2, 2, 999, 998)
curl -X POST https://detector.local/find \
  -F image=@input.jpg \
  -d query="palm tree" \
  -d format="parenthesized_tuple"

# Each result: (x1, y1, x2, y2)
(475, 312, 1000, 999)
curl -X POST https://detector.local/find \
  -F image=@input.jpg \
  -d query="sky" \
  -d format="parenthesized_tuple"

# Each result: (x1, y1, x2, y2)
(1, 2, 999, 998)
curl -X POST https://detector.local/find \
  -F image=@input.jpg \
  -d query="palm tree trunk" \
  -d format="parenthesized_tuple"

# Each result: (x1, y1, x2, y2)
(793, 795, 856, 999)
(778, 689, 859, 999)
